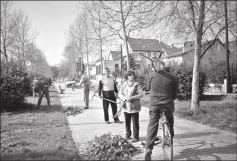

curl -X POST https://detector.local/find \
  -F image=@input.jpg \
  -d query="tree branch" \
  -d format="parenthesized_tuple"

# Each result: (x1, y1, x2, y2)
(189, 0, 197, 31)
(200, 27, 225, 59)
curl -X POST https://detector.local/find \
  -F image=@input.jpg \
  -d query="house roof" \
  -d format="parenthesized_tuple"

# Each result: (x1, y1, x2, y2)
(110, 51, 121, 60)
(162, 47, 182, 56)
(127, 37, 169, 52)
(167, 38, 225, 58)
(184, 41, 195, 47)
(225, 40, 237, 54)
(96, 57, 104, 62)
(167, 46, 193, 58)
(86, 62, 96, 67)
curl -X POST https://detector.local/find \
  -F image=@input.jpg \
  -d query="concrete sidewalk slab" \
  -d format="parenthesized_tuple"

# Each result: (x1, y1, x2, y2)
(54, 82, 237, 160)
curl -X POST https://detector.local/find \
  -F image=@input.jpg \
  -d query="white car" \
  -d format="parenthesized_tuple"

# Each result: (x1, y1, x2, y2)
(64, 77, 76, 88)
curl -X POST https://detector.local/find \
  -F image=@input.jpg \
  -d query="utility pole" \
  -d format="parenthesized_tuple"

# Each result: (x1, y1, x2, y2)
(225, 0, 230, 93)
(0, 43, 1, 103)
(121, 44, 123, 85)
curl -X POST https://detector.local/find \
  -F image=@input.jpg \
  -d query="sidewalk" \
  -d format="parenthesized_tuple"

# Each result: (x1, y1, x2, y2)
(54, 82, 237, 160)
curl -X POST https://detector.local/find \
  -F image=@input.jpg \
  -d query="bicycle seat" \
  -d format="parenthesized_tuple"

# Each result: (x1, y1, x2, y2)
(160, 109, 170, 113)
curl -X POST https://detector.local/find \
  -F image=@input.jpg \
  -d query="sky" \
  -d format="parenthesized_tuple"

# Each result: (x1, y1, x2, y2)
(11, 1, 79, 66)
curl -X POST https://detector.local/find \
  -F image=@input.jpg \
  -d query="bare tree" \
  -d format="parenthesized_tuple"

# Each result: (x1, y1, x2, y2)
(12, 9, 38, 69)
(83, 1, 118, 75)
(75, 8, 95, 79)
(67, 19, 85, 77)
(86, 1, 164, 71)
(1, 1, 16, 62)
(163, 1, 237, 109)
(62, 41, 79, 77)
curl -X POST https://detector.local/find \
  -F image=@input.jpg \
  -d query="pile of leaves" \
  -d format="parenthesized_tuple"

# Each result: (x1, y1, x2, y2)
(81, 133, 141, 160)
(63, 106, 83, 116)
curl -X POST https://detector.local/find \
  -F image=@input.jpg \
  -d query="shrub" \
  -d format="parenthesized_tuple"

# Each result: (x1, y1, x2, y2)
(134, 67, 151, 87)
(0, 66, 30, 111)
(202, 60, 237, 84)
(169, 62, 208, 101)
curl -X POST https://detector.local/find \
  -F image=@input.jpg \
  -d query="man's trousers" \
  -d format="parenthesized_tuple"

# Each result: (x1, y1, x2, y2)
(103, 97, 119, 122)
(84, 86, 90, 108)
(145, 103, 174, 150)
(37, 87, 50, 108)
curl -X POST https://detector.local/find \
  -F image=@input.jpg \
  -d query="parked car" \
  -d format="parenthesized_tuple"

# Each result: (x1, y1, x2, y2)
(64, 77, 76, 88)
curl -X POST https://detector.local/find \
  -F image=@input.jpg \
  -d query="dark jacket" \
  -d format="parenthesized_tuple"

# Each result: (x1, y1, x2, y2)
(34, 80, 50, 93)
(144, 68, 179, 106)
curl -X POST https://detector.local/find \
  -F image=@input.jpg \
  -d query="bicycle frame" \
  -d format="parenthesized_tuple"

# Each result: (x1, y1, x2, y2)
(157, 109, 173, 161)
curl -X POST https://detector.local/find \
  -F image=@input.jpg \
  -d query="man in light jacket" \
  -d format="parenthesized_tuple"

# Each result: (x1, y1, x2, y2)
(77, 70, 90, 109)
(98, 67, 122, 124)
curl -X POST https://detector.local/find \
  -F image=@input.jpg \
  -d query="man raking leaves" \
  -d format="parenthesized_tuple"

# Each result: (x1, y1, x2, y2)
(97, 67, 122, 124)
(72, 70, 90, 109)
(35, 77, 51, 109)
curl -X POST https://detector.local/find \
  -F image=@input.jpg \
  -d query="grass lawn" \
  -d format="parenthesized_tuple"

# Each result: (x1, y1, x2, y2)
(174, 94, 237, 133)
(1, 86, 81, 160)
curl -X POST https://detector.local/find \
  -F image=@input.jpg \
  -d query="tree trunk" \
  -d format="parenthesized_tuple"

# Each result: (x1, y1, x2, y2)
(224, 1, 230, 92)
(99, 10, 103, 76)
(190, 0, 205, 110)
(120, 1, 130, 71)
(191, 35, 201, 110)
(124, 36, 130, 72)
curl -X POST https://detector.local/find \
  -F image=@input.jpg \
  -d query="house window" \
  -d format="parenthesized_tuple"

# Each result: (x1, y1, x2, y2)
(148, 64, 151, 68)
(153, 53, 156, 57)
(90, 68, 92, 71)
(115, 64, 119, 70)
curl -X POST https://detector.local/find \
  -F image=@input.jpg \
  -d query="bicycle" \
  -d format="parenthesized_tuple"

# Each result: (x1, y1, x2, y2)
(156, 109, 173, 161)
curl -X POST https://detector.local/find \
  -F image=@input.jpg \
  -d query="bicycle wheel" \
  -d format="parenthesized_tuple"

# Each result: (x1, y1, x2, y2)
(162, 122, 173, 161)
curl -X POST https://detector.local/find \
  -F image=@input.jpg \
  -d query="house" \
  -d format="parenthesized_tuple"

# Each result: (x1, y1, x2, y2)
(160, 47, 182, 60)
(122, 37, 174, 70)
(108, 51, 122, 60)
(163, 38, 233, 66)
(86, 62, 96, 80)
(95, 52, 122, 81)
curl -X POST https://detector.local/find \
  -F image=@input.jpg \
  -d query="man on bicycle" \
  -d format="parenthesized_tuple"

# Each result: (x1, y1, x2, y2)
(144, 60, 179, 161)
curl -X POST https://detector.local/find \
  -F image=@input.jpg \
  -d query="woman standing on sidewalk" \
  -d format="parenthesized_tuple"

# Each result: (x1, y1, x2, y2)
(119, 70, 144, 142)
